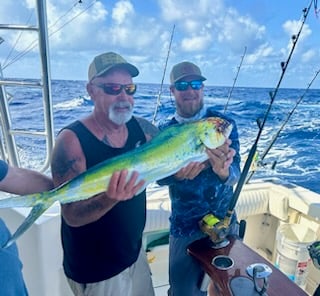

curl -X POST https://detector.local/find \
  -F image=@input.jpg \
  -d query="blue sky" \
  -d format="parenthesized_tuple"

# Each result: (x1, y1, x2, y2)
(0, 0, 319, 88)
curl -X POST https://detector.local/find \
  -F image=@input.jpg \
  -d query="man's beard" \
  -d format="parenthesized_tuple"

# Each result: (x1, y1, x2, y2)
(109, 101, 133, 125)
(177, 97, 204, 118)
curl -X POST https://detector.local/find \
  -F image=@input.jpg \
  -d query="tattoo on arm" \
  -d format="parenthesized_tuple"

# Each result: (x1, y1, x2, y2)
(53, 158, 79, 178)
(51, 141, 82, 182)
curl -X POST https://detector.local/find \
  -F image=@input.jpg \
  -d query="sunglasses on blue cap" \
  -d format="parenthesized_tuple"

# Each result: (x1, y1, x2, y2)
(174, 80, 203, 91)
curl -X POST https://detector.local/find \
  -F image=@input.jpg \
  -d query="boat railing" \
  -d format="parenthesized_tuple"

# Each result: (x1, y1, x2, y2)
(0, 0, 54, 172)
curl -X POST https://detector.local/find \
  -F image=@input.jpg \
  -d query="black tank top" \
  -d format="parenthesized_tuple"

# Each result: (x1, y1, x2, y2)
(61, 117, 147, 283)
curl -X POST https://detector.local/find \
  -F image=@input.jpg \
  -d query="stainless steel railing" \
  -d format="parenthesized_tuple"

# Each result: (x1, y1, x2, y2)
(0, 0, 54, 172)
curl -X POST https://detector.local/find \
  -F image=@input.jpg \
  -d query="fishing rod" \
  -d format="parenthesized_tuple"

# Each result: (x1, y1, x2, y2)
(228, 1, 313, 210)
(152, 24, 175, 124)
(314, 0, 320, 16)
(246, 68, 320, 183)
(227, 1, 313, 212)
(224, 46, 247, 113)
(201, 1, 313, 245)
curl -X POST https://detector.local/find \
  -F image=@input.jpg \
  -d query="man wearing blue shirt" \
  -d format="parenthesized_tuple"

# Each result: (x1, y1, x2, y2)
(0, 160, 53, 295)
(158, 61, 241, 296)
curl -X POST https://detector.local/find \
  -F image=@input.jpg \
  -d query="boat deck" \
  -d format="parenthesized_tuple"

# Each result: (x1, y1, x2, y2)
(149, 245, 170, 295)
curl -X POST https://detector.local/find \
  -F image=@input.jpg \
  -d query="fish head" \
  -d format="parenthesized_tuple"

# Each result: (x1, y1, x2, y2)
(198, 117, 233, 149)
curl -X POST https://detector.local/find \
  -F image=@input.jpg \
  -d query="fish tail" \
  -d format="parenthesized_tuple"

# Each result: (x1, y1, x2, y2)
(0, 192, 42, 208)
(1, 201, 53, 249)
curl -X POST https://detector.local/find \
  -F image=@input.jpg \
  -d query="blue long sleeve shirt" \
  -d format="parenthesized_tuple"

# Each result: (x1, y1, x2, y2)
(158, 108, 241, 237)
(0, 160, 28, 295)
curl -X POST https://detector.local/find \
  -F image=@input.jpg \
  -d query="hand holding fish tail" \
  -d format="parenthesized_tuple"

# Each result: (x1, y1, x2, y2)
(206, 139, 235, 181)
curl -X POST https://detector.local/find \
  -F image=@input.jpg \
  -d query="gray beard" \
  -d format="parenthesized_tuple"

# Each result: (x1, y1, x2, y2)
(109, 103, 133, 125)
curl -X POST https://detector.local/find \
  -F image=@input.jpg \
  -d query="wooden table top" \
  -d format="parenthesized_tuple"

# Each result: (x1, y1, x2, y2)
(188, 237, 308, 296)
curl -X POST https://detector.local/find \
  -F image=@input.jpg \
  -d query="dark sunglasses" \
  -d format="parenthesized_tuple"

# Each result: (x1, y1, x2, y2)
(174, 80, 203, 91)
(93, 83, 137, 95)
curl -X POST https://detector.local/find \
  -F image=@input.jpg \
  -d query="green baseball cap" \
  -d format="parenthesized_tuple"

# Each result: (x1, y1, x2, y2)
(170, 61, 206, 84)
(88, 52, 139, 81)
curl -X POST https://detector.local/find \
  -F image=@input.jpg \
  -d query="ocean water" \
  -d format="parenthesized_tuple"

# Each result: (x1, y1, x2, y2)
(5, 80, 320, 194)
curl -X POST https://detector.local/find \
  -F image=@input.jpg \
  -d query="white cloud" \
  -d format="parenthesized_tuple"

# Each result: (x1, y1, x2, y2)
(47, 2, 108, 50)
(216, 8, 266, 53)
(112, 1, 134, 25)
(301, 49, 316, 62)
(181, 34, 212, 51)
(159, 0, 224, 22)
(0, 0, 319, 87)
(283, 20, 311, 41)
(282, 20, 312, 55)
(245, 43, 274, 64)
(158, 0, 267, 58)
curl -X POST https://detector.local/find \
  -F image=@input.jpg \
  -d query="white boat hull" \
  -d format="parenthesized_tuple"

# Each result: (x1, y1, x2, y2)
(1, 178, 319, 296)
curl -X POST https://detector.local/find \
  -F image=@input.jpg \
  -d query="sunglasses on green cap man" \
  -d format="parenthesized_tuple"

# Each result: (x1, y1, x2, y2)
(170, 61, 207, 92)
(170, 61, 206, 84)
(88, 52, 139, 81)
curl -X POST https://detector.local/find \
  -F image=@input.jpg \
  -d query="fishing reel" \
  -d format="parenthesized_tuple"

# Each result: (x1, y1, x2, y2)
(308, 241, 320, 296)
(247, 151, 277, 172)
(199, 212, 232, 249)
(308, 241, 320, 270)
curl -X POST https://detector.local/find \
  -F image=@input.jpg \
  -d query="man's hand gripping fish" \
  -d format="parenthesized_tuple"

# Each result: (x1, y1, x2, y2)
(0, 117, 232, 248)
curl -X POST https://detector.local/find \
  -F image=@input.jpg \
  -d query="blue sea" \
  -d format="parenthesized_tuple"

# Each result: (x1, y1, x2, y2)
(6, 80, 320, 194)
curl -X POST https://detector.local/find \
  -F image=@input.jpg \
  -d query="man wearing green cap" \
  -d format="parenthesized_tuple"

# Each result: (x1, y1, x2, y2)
(158, 61, 241, 296)
(51, 52, 158, 296)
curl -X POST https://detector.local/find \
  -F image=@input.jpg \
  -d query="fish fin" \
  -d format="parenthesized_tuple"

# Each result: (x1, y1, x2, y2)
(1, 202, 52, 249)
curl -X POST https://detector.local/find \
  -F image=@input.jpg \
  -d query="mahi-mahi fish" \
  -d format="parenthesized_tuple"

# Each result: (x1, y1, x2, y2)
(0, 117, 232, 248)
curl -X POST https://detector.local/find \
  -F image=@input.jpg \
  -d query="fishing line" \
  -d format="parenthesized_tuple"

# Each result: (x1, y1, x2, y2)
(48, 1, 96, 37)
(2, 0, 96, 70)
(152, 24, 175, 124)
(1, 12, 34, 69)
(223, 46, 247, 114)
(49, 0, 82, 30)
(226, 1, 313, 215)
(246, 68, 320, 183)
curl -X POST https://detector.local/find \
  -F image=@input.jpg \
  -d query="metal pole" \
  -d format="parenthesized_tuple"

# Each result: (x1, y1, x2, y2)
(36, 0, 55, 172)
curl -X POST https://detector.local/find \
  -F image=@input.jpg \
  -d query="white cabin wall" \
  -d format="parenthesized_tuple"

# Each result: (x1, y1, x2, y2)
(307, 264, 320, 295)
(242, 213, 279, 261)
